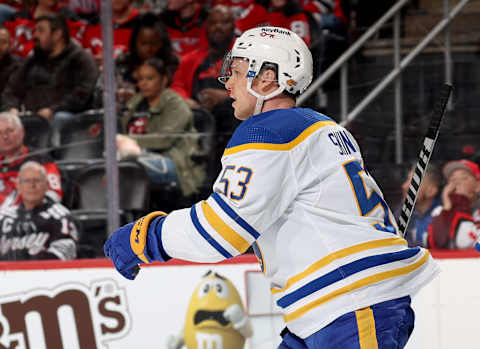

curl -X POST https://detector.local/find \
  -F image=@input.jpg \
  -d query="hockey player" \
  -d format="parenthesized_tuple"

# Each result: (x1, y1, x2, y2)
(105, 26, 439, 348)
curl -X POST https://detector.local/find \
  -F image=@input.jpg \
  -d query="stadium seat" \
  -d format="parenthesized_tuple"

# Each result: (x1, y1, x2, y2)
(55, 109, 105, 160)
(21, 114, 52, 149)
(191, 107, 216, 161)
(75, 160, 150, 216)
(72, 160, 150, 257)
(71, 209, 110, 258)
(56, 159, 103, 209)
(191, 108, 217, 191)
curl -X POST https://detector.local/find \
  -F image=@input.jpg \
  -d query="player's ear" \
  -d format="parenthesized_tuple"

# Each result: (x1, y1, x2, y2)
(260, 69, 276, 83)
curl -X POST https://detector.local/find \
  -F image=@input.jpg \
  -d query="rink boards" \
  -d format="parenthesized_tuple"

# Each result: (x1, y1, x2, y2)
(0, 251, 478, 349)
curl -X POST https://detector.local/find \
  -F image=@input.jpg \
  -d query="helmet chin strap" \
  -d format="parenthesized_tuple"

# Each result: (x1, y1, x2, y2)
(246, 78, 285, 116)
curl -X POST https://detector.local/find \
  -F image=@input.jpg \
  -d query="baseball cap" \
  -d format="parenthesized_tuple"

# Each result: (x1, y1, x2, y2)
(442, 159, 480, 181)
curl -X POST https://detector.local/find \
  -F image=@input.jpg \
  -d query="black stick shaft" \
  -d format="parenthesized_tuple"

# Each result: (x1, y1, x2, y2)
(398, 84, 453, 238)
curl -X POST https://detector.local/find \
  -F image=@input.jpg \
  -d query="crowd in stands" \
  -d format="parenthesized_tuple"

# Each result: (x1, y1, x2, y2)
(399, 159, 480, 250)
(0, 0, 477, 261)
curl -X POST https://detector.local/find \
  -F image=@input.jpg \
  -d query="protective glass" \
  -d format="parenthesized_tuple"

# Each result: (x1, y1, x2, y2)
(218, 51, 233, 85)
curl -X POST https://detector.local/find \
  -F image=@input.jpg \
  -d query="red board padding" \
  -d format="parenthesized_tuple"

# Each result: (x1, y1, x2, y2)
(0, 250, 477, 271)
(0, 254, 259, 271)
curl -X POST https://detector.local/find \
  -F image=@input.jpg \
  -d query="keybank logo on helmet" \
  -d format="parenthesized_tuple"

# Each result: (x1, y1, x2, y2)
(261, 28, 291, 36)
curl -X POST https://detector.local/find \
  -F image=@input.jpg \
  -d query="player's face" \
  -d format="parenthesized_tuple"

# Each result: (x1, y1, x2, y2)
(0, 119, 24, 154)
(447, 169, 480, 203)
(136, 64, 167, 100)
(17, 167, 48, 209)
(224, 58, 257, 120)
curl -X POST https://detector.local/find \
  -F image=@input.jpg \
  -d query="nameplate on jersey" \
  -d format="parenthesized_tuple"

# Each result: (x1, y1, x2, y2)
(328, 130, 357, 155)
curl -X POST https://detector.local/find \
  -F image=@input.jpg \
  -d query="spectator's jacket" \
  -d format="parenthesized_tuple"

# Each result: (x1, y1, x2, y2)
(4, 5, 86, 57)
(266, 10, 311, 46)
(1, 41, 98, 113)
(300, 0, 347, 25)
(65, 0, 100, 23)
(0, 52, 22, 106)
(0, 146, 63, 208)
(122, 89, 206, 196)
(170, 47, 210, 99)
(170, 40, 234, 101)
(215, 0, 269, 34)
(161, 5, 209, 58)
(83, 7, 140, 58)
(404, 196, 440, 248)
(0, 198, 78, 261)
(428, 194, 480, 249)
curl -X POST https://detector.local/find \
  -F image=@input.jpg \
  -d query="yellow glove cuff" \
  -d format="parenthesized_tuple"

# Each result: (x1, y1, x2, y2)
(130, 211, 167, 264)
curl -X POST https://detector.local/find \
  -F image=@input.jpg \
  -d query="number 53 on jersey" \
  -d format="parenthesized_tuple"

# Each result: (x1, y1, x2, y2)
(218, 165, 253, 201)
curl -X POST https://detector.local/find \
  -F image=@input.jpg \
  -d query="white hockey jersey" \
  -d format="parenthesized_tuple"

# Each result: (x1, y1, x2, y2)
(161, 107, 439, 338)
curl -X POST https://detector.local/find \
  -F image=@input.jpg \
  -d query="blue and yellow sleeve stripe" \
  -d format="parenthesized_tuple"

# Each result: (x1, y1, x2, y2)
(189, 192, 260, 258)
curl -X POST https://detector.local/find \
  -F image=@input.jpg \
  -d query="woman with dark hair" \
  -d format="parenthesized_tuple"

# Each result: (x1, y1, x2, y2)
(120, 58, 205, 198)
(116, 12, 179, 86)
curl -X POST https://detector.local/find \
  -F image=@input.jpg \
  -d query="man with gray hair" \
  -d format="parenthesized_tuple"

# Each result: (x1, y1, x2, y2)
(0, 161, 78, 260)
(0, 111, 63, 208)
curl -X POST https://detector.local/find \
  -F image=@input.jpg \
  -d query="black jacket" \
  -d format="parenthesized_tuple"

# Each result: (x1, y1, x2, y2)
(2, 42, 98, 113)
(0, 198, 78, 261)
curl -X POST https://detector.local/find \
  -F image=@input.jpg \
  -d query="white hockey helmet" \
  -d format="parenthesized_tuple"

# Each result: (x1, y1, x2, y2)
(219, 26, 313, 114)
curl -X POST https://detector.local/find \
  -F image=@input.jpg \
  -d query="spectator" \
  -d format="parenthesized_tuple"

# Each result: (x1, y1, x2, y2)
(261, 0, 311, 45)
(0, 161, 78, 261)
(171, 5, 233, 110)
(0, 0, 25, 25)
(115, 12, 178, 100)
(2, 14, 98, 146)
(170, 4, 239, 158)
(121, 58, 206, 197)
(300, 0, 347, 33)
(0, 112, 62, 208)
(83, 0, 140, 64)
(215, 0, 269, 34)
(428, 159, 480, 249)
(161, 0, 209, 58)
(400, 163, 442, 247)
(3, 0, 86, 57)
(0, 26, 21, 106)
(64, 0, 100, 24)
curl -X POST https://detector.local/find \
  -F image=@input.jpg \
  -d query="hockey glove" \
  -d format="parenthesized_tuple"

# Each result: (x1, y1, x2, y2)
(104, 211, 170, 280)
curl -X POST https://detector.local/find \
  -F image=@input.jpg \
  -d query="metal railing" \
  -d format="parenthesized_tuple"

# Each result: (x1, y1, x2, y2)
(297, 0, 471, 164)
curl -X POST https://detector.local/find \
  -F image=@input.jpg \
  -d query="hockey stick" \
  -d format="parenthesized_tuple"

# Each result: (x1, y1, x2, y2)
(398, 83, 453, 238)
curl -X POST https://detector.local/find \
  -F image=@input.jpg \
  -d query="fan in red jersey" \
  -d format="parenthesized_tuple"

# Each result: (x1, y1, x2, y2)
(0, 112, 63, 209)
(3, 0, 86, 57)
(161, 0, 209, 58)
(214, 0, 269, 34)
(83, 0, 140, 65)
